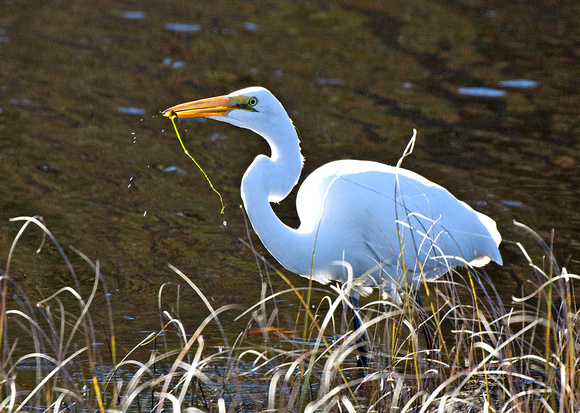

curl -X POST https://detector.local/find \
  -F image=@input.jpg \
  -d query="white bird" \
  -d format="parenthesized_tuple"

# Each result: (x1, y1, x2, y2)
(163, 87, 503, 362)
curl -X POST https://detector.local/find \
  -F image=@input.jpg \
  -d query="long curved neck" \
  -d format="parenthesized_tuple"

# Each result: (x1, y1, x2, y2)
(240, 119, 313, 275)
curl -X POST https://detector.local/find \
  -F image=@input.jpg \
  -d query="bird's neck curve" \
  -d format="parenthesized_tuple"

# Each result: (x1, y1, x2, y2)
(240, 117, 313, 275)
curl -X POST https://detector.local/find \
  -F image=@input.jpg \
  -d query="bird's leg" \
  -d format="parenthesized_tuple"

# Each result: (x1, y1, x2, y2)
(349, 293, 368, 368)
(415, 289, 434, 351)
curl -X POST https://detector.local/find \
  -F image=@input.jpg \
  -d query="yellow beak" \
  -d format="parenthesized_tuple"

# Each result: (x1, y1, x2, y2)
(162, 95, 237, 119)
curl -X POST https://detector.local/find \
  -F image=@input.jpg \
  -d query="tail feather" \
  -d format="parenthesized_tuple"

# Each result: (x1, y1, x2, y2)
(475, 211, 503, 266)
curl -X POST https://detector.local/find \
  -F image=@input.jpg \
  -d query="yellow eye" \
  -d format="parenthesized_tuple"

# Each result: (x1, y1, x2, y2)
(248, 97, 258, 106)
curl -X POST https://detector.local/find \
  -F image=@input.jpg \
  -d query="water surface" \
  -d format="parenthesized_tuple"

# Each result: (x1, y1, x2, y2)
(0, 0, 578, 355)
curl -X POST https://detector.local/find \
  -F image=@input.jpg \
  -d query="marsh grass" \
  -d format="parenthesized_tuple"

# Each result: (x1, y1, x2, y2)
(1, 216, 578, 412)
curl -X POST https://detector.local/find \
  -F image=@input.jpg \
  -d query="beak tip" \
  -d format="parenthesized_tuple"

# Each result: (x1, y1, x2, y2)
(162, 109, 178, 119)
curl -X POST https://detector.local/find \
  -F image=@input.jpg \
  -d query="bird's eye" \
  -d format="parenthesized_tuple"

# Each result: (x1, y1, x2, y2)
(248, 97, 258, 106)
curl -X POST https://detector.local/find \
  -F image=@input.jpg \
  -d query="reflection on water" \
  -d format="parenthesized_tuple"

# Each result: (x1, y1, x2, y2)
(122, 11, 146, 20)
(163, 57, 186, 69)
(164, 23, 202, 33)
(0, 0, 578, 381)
(458, 87, 506, 97)
(498, 79, 539, 89)
(117, 106, 146, 115)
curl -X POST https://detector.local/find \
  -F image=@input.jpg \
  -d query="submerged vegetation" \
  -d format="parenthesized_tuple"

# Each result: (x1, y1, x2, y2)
(1, 216, 578, 412)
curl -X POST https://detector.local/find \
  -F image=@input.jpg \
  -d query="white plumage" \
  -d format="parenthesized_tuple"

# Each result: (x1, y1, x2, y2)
(163, 87, 502, 304)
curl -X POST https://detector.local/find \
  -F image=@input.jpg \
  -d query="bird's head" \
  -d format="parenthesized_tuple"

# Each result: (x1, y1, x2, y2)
(163, 87, 288, 135)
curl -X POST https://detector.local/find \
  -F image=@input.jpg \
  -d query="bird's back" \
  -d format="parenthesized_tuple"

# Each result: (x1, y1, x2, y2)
(295, 160, 502, 297)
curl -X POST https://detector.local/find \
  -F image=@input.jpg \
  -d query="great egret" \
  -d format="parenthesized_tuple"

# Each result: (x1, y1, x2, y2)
(163, 87, 503, 364)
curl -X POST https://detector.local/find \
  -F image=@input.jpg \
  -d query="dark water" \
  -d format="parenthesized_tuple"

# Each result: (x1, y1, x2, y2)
(1, 0, 578, 354)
